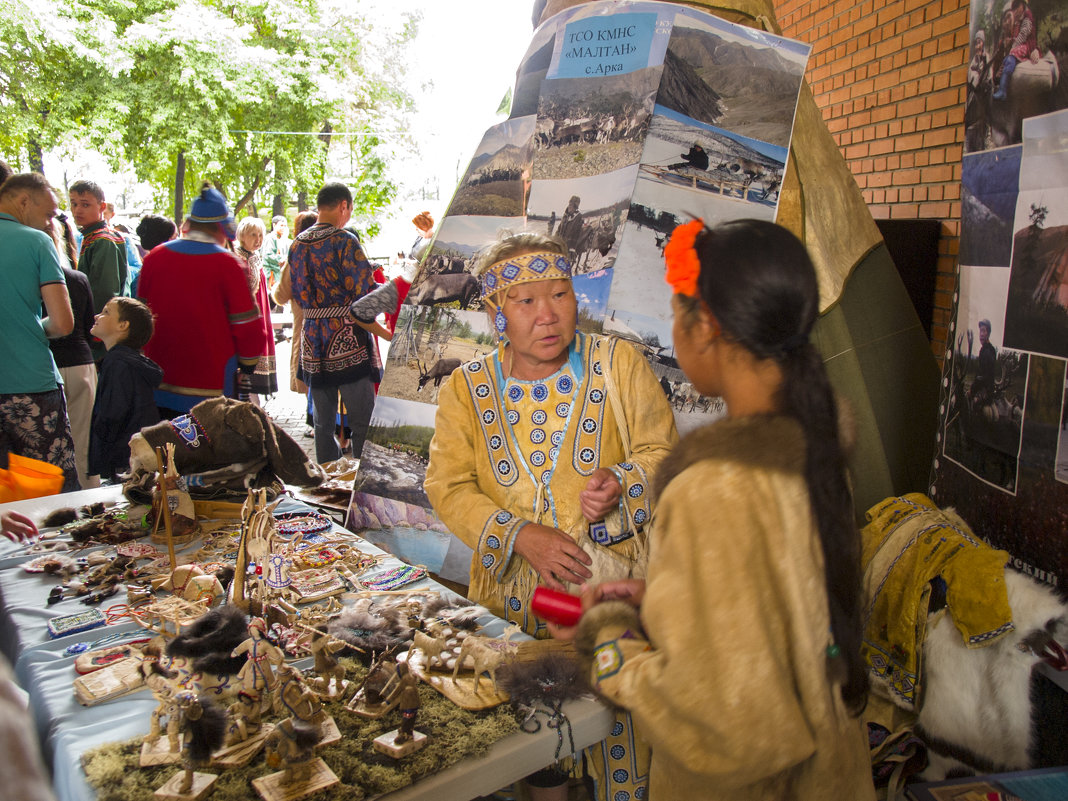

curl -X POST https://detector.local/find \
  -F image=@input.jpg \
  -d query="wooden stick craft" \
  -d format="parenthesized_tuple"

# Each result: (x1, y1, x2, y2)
(154, 446, 178, 572)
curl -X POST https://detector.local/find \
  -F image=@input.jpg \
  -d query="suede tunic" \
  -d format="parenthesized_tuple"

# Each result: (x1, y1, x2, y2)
(579, 416, 876, 801)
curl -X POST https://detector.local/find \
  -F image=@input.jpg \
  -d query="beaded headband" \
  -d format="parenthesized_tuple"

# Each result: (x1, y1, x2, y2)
(480, 251, 573, 302)
(663, 219, 705, 297)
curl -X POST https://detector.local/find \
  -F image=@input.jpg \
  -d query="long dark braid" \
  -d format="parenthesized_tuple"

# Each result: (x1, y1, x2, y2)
(692, 219, 868, 714)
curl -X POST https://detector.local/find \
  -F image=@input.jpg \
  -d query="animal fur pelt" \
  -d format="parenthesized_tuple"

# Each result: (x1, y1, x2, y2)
(41, 502, 108, 529)
(128, 397, 323, 487)
(41, 507, 79, 528)
(286, 718, 321, 752)
(59, 510, 144, 544)
(420, 596, 489, 631)
(167, 605, 249, 676)
(185, 698, 228, 764)
(122, 463, 284, 505)
(328, 597, 414, 653)
(914, 569, 1068, 780)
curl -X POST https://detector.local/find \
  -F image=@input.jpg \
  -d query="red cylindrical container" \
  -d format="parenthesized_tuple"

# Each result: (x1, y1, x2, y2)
(530, 586, 583, 626)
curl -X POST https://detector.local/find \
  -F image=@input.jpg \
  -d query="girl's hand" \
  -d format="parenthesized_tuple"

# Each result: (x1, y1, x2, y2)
(546, 580, 646, 641)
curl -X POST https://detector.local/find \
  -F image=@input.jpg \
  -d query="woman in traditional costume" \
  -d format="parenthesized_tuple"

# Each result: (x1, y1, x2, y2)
(233, 216, 277, 401)
(425, 231, 677, 801)
(557, 219, 876, 800)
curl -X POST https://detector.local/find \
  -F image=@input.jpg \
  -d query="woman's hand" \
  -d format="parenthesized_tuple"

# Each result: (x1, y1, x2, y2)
(547, 579, 646, 641)
(579, 468, 622, 522)
(1, 511, 39, 542)
(514, 523, 593, 591)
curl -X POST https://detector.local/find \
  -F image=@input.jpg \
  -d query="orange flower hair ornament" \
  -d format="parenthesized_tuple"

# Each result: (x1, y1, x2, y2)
(664, 219, 704, 296)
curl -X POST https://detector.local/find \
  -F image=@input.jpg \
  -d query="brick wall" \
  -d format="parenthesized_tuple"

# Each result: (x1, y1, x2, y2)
(774, 0, 970, 360)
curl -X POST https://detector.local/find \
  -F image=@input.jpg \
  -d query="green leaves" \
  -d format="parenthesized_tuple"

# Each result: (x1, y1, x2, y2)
(2, 0, 414, 225)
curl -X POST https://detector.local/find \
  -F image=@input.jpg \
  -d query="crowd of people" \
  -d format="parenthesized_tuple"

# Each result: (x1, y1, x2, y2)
(0, 158, 429, 506)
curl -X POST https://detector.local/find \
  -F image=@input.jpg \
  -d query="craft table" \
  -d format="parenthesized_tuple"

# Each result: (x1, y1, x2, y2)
(0, 487, 614, 801)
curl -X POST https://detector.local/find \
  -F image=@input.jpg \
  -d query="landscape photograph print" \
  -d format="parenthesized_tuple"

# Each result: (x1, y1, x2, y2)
(447, 116, 535, 218)
(660, 7, 809, 148)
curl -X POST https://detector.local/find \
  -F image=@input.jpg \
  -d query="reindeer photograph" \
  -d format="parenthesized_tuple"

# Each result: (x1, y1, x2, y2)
(661, 12, 809, 149)
(963, 0, 1066, 153)
(447, 116, 535, 218)
(406, 214, 519, 311)
(378, 306, 489, 405)
(532, 66, 659, 180)
(638, 110, 786, 206)
(943, 264, 1027, 492)
(526, 165, 634, 273)
(508, 15, 557, 118)
(603, 306, 727, 435)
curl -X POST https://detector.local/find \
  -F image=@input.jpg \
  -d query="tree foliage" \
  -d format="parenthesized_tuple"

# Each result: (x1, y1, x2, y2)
(1, 0, 415, 231)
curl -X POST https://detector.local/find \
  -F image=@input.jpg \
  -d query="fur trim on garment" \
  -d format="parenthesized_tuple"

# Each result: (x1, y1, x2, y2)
(652, 414, 806, 498)
(574, 601, 642, 661)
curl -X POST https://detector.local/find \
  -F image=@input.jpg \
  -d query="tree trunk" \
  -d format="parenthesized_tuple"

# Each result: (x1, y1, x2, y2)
(272, 194, 284, 218)
(297, 192, 308, 212)
(233, 157, 271, 217)
(28, 140, 44, 175)
(174, 151, 186, 225)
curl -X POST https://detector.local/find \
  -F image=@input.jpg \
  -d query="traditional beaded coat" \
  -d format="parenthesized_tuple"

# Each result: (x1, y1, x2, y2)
(426, 332, 677, 634)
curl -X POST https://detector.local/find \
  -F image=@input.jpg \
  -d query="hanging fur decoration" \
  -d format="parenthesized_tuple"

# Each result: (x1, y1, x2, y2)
(497, 652, 588, 711)
(166, 604, 249, 676)
(497, 652, 588, 773)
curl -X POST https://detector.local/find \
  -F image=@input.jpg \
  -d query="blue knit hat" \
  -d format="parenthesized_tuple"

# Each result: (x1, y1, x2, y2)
(189, 184, 236, 240)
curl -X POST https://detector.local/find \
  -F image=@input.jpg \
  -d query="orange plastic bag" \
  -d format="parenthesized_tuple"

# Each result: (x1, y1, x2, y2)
(0, 453, 64, 503)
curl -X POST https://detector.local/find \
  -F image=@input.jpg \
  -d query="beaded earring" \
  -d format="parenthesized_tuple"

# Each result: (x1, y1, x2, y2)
(493, 304, 508, 362)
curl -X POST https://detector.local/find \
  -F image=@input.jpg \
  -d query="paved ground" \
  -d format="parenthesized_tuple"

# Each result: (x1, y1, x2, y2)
(261, 329, 316, 460)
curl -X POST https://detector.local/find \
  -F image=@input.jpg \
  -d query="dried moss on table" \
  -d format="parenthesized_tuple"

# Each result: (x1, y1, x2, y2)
(82, 660, 520, 801)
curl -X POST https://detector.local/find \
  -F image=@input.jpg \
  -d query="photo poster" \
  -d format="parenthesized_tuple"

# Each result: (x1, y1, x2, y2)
(349, 0, 811, 582)
(931, 5, 1068, 590)
(962, 0, 1068, 154)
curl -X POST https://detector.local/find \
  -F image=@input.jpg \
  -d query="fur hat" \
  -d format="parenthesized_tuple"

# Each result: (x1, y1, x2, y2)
(130, 397, 324, 487)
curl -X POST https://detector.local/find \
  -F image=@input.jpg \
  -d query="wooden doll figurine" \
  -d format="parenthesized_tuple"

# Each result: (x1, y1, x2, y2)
(231, 617, 285, 693)
(170, 693, 225, 797)
(140, 641, 180, 747)
(306, 628, 348, 696)
(228, 617, 285, 735)
(386, 663, 420, 745)
(263, 718, 321, 786)
(274, 664, 326, 726)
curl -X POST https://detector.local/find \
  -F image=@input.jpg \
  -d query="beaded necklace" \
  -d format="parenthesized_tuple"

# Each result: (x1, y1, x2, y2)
(492, 334, 586, 528)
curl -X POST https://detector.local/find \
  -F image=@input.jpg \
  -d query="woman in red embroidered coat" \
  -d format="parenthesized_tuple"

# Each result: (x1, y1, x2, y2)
(234, 217, 277, 401)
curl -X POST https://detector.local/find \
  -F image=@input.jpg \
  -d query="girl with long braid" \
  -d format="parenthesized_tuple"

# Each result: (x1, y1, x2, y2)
(553, 219, 876, 800)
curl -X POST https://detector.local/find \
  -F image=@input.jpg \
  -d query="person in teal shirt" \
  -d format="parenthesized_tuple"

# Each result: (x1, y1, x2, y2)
(262, 215, 289, 290)
(0, 172, 80, 491)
